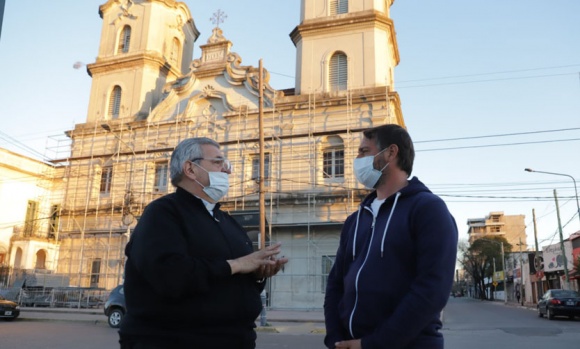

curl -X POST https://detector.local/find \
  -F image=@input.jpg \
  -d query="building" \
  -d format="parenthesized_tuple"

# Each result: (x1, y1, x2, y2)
(0, 148, 65, 287)
(4, 0, 405, 309)
(467, 211, 527, 250)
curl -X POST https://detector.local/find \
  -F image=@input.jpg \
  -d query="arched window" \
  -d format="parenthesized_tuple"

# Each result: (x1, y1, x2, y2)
(108, 85, 122, 119)
(14, 248, 23, 269)
(330, 0, 348, 15)
(35, 250, 47, 269)
(323, 136, 344, 179)
(329, 52, 348, 91)
(170, 37, 181, 66)
(0, 246, 7, 266)
(118, 25, 132, 53)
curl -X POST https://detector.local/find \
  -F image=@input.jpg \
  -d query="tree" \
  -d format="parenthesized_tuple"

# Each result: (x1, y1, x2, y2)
(459, 237, 512, 300)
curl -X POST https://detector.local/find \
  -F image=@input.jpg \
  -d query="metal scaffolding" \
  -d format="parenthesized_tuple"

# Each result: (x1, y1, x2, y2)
(39, 86, 402, 309)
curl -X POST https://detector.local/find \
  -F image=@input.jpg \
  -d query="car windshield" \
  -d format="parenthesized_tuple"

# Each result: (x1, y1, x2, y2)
(552, 290, 580, 298)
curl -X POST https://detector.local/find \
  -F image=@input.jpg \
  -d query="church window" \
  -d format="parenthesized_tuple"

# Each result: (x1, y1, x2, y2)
(170, 37, 181, 67)
(330, 0, 348, 15)
(251, 153, 271, 186)
(100, 166, 113, 194)
(118, 25, 132, 53)
(49, 204, 60, 236)
(329, 52, 348, 91)
(323, 136, 345, 179)
(154, 162, 169, 192)
(24, 200, 38, 236)
(109, 86, 122, 119)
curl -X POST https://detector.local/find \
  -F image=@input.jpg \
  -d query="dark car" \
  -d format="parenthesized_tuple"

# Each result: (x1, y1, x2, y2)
(104, 285, 126, 328)
(0, 295, 20, 321)
(537, 289, 580, 320)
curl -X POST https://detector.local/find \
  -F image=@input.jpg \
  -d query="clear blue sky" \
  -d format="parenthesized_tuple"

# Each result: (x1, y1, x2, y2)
(1, 0, 579, 249)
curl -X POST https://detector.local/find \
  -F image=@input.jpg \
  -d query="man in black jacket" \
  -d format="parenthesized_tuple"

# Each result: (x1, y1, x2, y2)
(119, 137, 288, 349)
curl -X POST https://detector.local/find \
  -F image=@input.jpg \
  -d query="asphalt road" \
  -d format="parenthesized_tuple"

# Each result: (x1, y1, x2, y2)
(1, 297, 578, 348)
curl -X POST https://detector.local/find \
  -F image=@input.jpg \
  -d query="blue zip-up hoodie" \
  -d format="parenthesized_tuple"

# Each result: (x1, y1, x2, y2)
(324, 177, 458, 349)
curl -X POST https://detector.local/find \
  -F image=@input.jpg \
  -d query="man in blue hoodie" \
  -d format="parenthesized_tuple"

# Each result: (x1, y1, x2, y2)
(324, 124, 458, 349)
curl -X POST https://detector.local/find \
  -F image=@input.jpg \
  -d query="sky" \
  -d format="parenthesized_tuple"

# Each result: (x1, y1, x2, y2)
(1, 0, 579, 250)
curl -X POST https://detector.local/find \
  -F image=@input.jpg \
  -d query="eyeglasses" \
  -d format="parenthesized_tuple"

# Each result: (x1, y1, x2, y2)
(191, 157, 232, 171)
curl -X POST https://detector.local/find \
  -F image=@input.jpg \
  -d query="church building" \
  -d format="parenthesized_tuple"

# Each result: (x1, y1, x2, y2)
(8, 0, 405, 309)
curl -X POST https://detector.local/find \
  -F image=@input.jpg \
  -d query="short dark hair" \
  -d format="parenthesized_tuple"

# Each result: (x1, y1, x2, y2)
(363, 124, 415, 176)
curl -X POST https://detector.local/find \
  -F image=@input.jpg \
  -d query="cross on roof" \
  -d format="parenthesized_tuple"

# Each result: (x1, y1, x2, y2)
(210, 9, 227, 28)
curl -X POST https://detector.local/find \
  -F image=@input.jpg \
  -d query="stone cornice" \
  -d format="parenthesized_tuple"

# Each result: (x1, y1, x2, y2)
(100, 0, 179, 18)
(290, 10, 399, 64)
(87, 52, 174, 77)
(98, 0, 198, 38)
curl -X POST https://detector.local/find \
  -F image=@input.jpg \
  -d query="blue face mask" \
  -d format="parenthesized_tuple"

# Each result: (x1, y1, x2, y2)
(353, 149, 389, 189)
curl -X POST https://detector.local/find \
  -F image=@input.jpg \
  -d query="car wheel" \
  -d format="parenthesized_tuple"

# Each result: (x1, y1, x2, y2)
(547, 308, 554, 320)
(537, 307, 543, 318)
(108, 309, 124, 328)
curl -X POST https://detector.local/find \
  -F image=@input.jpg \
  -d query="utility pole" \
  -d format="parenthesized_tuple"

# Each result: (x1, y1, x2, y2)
(258, 59, 267, 327)
(258, 59, 265, 250)
(501, 242, 506, 304)
(553, 189, 570, 289)
(518, 237, 524, 306)
(532, 209, 543, 302)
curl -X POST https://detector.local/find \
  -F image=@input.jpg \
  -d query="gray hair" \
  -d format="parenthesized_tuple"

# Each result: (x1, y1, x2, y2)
(170, 137, 220, 187)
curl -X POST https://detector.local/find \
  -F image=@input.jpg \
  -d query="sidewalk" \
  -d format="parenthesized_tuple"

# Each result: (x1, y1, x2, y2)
(18, 307, 326, 334)
(490, 299, 537, 311)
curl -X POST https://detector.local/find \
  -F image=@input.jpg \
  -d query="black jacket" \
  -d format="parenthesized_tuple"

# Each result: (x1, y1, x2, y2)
(120, 187, 264, 345)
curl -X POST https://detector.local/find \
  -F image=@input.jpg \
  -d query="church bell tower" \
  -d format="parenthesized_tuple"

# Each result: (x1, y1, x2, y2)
(85, 0, 199, 123)
(290, 0, 399, 95)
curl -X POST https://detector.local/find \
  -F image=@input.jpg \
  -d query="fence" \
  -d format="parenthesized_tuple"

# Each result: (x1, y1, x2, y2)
(0, 287, 109, 309)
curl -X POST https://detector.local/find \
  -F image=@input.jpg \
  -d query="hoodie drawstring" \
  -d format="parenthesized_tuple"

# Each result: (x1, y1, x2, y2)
(380, 192, 401, 257)
(352, 207, 363, 260)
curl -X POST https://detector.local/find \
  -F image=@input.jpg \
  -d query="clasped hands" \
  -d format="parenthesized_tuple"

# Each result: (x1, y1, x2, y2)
(227, 242, 288, 278)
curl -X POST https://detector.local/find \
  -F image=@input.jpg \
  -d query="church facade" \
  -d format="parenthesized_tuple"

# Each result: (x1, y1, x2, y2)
(9, 0, 405, 309)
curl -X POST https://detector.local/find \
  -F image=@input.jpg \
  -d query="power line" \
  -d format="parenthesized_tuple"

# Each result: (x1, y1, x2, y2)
(398, 64, 580, 83)
(398, 72, 577, 89)
(416, 137, 580, 152)
(415, 127, 580, 144)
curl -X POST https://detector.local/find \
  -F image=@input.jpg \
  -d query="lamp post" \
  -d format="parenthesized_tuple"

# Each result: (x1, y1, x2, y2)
(524, 168, 580, 226)
(524, 168, 574, 290)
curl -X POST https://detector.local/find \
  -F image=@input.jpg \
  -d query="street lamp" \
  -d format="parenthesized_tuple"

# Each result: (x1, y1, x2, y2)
(524, 168, 576, 289)
(101, 124, 137, 156)
(524, 168, 580, 226)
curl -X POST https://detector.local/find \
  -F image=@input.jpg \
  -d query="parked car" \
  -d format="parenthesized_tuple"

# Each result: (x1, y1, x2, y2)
(537, 289, 580, 320)
(0, 295, 20, 321)
(104, 285, 126, 328)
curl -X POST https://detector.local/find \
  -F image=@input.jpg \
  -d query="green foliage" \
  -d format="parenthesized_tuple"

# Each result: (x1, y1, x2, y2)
(459, 236, 511, 300)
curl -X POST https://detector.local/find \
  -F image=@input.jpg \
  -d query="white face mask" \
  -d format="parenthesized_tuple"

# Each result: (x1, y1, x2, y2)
(353, 149, 389, 189)
(193, 163, 230, 202)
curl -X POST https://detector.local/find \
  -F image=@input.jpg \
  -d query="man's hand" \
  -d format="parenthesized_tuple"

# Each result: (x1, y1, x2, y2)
(335, 339, 361, 349)
(228, 243, 286, 275)
(254, 255, 289, 279)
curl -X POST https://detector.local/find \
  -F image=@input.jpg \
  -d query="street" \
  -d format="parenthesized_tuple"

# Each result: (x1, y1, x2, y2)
(0, 297, 579, 348)
(442, 297, 580, 348)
